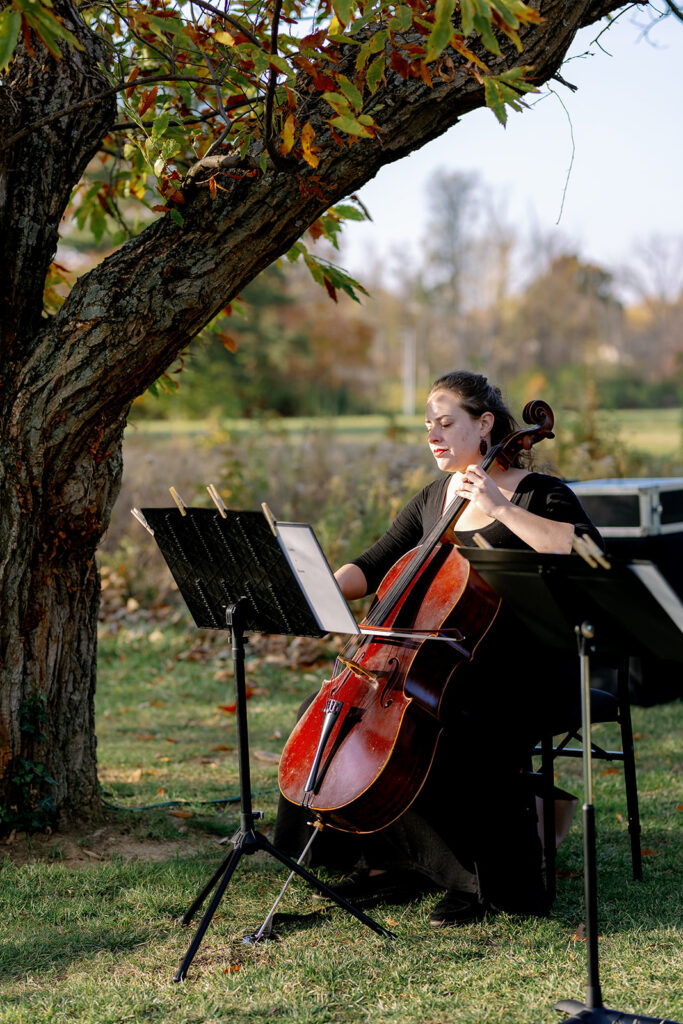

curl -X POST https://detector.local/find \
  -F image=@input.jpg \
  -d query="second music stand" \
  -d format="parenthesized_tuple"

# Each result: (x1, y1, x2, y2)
(460, 546, 683, 1024)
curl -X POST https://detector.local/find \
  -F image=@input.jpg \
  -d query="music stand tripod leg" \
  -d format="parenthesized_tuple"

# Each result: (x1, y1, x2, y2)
(173, 843, 244, 982)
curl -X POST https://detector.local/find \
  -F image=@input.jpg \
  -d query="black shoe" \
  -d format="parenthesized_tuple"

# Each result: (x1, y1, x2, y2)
(314, 868, 431, 906)
(429, 891, 488, 928)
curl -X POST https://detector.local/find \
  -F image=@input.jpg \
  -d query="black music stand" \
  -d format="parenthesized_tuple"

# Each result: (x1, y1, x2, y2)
(460, 547, 683, 1024)
(138, 505, 393, 982)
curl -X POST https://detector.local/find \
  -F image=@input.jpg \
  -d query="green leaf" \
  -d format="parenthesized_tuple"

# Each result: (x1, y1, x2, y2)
(425, 0, 456, 63)
(329, 114, 372, 138)
(322, 90, 352, 116)
(269, 53, 295, 79)
(0, 7, 21, 71)
(366, 53, 385, 94)
(483, 68, 536, 125)
(336, 74, 363, 112)
(392, 5, 413, 31)
(151, 111, 170, 141)
(331, 203, 367, 222)
(473, 12, 501, 55)
(332, 0, 355, 26)
(169, 208, 184, 227)
(327, 32, 361, 45)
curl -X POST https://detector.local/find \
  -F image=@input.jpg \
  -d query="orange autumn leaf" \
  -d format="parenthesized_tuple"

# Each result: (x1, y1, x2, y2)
(125, 65, 140, 99)
(281, 113, 296, 156)
(677, 804, 683, 812)
(600, 768, 620, 776)
(218, 687, 253, 714)
(301, 121, 319, 168)
(218, 332, 237, 353)
(169, 809, 193, 818)
(210, 744, 234, 751)
(138, 85, 158, 116)
(134, 732, 156, 741)
(639, 849, 659, 857)
(308, 219, 325, 241)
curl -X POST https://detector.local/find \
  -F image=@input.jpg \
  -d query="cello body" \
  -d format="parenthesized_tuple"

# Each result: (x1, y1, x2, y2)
(278, 542, 500, 832)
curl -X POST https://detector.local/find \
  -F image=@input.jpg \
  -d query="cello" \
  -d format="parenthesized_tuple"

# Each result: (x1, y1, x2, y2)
(278, 401, 555, 835)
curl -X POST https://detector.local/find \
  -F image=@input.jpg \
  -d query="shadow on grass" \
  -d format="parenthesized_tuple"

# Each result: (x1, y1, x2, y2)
(0, 923, 162, 982)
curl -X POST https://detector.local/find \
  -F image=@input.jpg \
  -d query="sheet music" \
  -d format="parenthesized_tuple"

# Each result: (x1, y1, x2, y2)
(629, 562, 683, 634)
(275, 522, 360, 635)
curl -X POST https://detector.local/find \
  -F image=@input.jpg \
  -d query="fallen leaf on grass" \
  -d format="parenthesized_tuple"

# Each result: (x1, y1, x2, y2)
(218, 688, 254, 714)
(616, 813, 625, 823)
(555, 870, 581, 878)
(210, 745, 234, 752)
(600, 768, 620, 776)
(134, 733, 156, 741)
(253, 750, 280, 764)
(638, 849, 659, 857)
(82, 849, 102, 860)
(165, 737, 179, 743)
(571, 924, 586, 941)
(223, 964, 240, 974)
(677, 804, 683, 812)
(169, 809, 193, 819)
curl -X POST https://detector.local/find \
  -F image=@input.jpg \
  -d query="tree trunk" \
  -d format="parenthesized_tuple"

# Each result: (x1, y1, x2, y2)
(0, 0, 629, 829)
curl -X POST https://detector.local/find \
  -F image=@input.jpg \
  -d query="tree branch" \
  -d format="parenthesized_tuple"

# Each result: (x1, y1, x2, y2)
(664, 0, 683, 21)
(264, 0, 296, 172)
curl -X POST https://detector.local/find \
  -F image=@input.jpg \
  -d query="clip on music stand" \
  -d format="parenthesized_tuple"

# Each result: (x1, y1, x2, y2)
(137, 503, 393, 982)
(460, 547, 683, 1024)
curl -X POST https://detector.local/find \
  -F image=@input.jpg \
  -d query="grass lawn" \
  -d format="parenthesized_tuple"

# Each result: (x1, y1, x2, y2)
(1, 622, 681, 1024)
(127, 408, 683, 459)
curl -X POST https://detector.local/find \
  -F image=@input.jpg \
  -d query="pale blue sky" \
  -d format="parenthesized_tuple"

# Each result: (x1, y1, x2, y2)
(338, 10, 683, 284)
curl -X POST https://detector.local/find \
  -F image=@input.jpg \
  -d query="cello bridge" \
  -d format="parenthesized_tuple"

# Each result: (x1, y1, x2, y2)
(336, 656, 380, 685)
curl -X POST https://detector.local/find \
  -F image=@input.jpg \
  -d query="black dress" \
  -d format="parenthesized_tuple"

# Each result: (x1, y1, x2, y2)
(273, 473, 602, 915)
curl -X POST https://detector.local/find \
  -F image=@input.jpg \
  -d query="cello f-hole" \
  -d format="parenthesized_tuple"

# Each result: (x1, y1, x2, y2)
(380, 658, 400, 709)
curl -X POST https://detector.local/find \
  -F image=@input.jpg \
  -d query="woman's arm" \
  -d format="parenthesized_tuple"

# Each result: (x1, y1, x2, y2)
(458, 465, 575, 554)
(484, 501, 575, 553)
(335, 563, 369, 600)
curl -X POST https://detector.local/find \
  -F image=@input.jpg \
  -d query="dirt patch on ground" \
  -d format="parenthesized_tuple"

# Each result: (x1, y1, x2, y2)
(0, 820, 215, 867)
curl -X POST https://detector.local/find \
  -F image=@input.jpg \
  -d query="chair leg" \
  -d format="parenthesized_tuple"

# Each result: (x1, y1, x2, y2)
(617, 658, 642, 881)
(541, 733, 556, 902)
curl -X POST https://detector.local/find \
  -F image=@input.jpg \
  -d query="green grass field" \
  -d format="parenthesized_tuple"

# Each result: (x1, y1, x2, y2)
(1, 623, 681, 1024)
(127, 408, 683, 456)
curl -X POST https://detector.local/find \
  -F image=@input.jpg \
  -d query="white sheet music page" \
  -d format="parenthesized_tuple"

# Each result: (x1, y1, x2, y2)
(629, 562, 683, 634)
(275, 522, 360, 635)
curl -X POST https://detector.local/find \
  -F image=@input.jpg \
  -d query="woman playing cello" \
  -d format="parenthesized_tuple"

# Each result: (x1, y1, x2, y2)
(274, 370, 602, 926)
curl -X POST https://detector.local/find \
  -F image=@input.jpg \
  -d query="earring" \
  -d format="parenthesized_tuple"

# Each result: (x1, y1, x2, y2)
(479, 438, 488, 456)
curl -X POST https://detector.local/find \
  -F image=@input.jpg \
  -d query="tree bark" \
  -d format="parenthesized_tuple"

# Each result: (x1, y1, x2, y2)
(0, 0, 628, 828)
